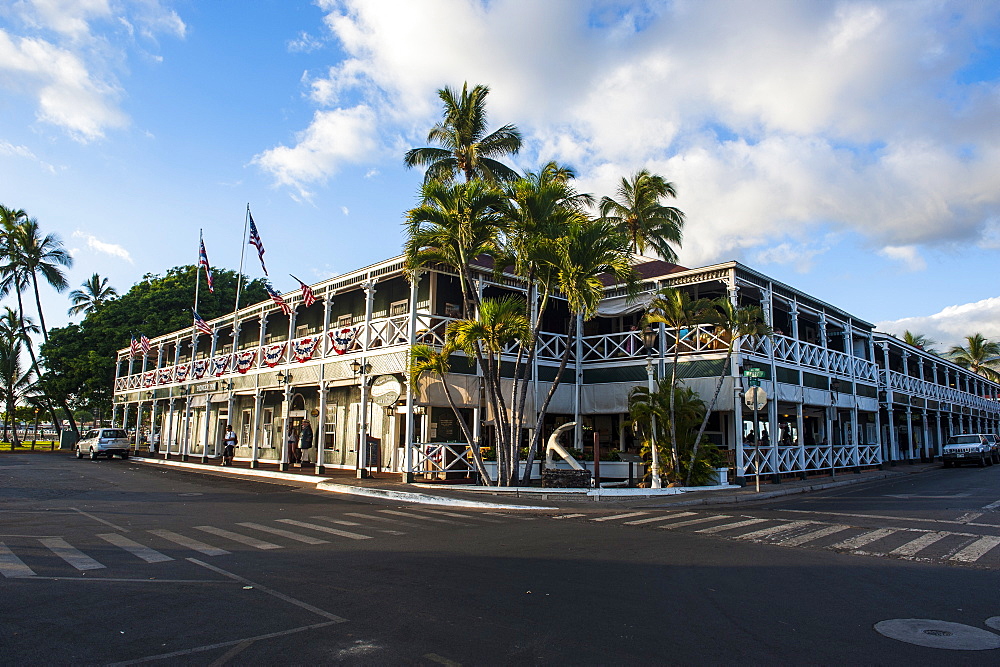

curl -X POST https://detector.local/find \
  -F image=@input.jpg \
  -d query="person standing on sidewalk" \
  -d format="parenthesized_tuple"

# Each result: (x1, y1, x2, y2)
(298, 420, 314, 466)
(222, 425, 237, 466)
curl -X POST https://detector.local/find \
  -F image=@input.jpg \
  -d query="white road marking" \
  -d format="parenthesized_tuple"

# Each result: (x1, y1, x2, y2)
(377, 510, 469, 525)
(777, 509, 998, 528)
(237, 522, 329, 545)
(625, 512, 697, 525)
(277, 519, 372, 540)
(194, 526, 282, 550)
(0, 542, 35, 578)
(950, 536, 1000, 563)
(97, 533, 173, 563)
(889, 531, 951, 557)
(591, 512, 648, 522)
(311, 516, 406, 535)
(70, 507, 128, 532)
(345, 512, 428, 528)
(829, 528, 900, 551)
(736, 520, 816, 541)
(417, 509, 503, 523)
(957, 512, 984, 523)
(552, 514, 586, 520)
(982, 499, 1000, 510)
(775, 524, 852, 547)
(149, 530, 230, 556)
(659, 515, 732, 529)
(39, 537, 105, 571)
(695, 518, 769, 534)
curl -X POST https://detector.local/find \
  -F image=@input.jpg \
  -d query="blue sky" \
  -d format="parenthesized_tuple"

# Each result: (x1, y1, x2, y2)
(2, 0, 1000, 351)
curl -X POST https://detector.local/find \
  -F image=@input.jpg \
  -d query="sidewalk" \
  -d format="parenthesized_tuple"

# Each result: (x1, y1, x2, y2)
(129, 452, 941, 510)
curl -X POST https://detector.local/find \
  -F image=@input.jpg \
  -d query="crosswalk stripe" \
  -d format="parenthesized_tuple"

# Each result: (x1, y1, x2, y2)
(417, 509, 503, 523)
(553, 514, 586, 520)
(775, 524, 852, 547)
(237, 522, 329, 545)
(592, 512, 648, 522)
(194, 526, 282, 550)
(829, 528, 900, 551)
(311, 516, 406, 536)
(485, 512, 536, 520)
(39, 537, 105, 571)
(345, 512, 428, 528)
(277, 519, 372, 540)
(0, 542, 35, 578)
(625, 512, 697, 525)
(696, 518, 768, 534)
(377, 510, 469, 525)
(97, 533, 173, 563)
(149, 530, 230, 556)
(736, 520, 816, 541)
(949, 536, 1000, 563)
(659, 515, 732, 529)
(889, 531, 950, 557)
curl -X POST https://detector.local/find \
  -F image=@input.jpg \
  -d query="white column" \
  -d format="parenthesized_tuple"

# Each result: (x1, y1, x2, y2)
(357, 279, 376, 478)
(317, 379, 327, 474)
(403, 272, 420, 483)
(251, 387, 263, 467)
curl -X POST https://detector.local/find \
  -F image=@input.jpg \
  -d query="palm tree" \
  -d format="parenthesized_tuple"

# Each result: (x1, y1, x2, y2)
(643, 287, 714, 481)
(686, 299, 771, 485)
(7, 218, 72, 341)
(409, 343, 492, 484)
(902, 330, 937, 354)
(404, 82, 522, 184)
(0, 331, 36, 448)
(69, 273, 118, 317)
(599, 169, 685, 261)
(948, 333, 1000, 381)
(447, 295, 531, 485)
(628, 380, 707, 485)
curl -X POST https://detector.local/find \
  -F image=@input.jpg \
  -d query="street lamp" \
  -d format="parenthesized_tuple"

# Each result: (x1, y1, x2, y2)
(277, 370, 293, 385)
(351, 359, 373, 478)
(642, 325, 662, 489)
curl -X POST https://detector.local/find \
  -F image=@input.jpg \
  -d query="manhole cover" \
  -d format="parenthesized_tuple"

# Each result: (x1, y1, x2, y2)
(875, 619, 1000, 650)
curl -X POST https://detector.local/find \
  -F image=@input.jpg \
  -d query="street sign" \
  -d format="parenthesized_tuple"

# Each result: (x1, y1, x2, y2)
(743, 367, 765, 379)
(748, 379, 761, 387)
(744, 386, 768, 410)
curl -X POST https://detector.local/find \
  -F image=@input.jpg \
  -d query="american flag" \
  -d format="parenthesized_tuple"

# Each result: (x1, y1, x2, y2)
(140, 334, 151, 355)
(248, 211, 268, 276)
(291, 274, 317, 308)
(199, 234, 214, 293)
(193, 310, 214, 336)
(129, 335, 140, 357)
(265, 282, 292, 315)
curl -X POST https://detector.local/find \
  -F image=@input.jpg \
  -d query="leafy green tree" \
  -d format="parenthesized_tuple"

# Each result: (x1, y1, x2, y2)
(404, 82, 522, 184)
(69, 273, 118, 317)
(40, 266, 268, 423)
(0, 333, 35, 447)
(629, 380, 712, 485)
(599, 169, 685, 261)
(948, 333, 1000, 381)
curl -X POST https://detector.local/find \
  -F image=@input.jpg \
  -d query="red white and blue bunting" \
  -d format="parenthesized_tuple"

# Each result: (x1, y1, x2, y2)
(211, 354, 231, 377)
(263, 343, 286, 367)
(235, 349, 256, 374)
(292, 337, 319, 363)
(158, 368, 173, 385)
(192, 359, 208, 380)
(143, 371, 156, 388)
(329, 327, 355, 355)
(174, 364, 190, 382)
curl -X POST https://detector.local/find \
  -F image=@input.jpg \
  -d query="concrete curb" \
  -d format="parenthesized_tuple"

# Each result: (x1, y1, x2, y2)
(131, 455, 336, 483)
(315, 482, 556, 510)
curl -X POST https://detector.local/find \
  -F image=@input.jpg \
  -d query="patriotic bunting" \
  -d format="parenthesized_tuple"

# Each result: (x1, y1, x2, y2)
(235, 349, 256, 374)
(292, 337, 319, 362)
(143, 371, 156, 388)
(329, 327, 355, 355)
(198, 233, 214, 293)
(211, 354, 231, 377)
(158, 368, 173, 385)
(192, 359, 208, 380)
(248, 211, 268, 276)
(265, 282, 291, 315)
(174, 363, 190, 383)
(263, 342, 286, 367)
(290, 274, 317, 308)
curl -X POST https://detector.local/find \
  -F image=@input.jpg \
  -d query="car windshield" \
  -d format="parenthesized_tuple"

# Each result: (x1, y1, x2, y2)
(101, 429, 127, 438)
(948, 435, 981, 445)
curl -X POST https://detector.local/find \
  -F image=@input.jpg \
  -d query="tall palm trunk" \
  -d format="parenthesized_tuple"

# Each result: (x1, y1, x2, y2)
(668, 324, 681, 478)
(13, 288, 60, 436)
(685, 341, 735, 486)
(439, 376, 492, 484)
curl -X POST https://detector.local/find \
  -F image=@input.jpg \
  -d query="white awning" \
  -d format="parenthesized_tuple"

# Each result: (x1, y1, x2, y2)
(595, 293, 653, 317)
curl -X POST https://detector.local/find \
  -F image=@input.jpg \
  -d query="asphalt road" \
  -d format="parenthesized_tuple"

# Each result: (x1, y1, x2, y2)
(3, 453, 1000, 665)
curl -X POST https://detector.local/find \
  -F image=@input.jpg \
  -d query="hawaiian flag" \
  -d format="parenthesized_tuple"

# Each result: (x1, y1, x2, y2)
(193, 309, 214, 336)
(129, 335, 140, 358)
(199, 233, 214, 293)
(140, 334, 151, 355)
(265, 282, 291, 315)
(290, 274, 317, 308)
(248, 211, 268, 276)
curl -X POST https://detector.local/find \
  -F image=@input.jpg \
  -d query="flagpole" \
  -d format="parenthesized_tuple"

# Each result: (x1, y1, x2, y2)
(235, 205, 249, 314)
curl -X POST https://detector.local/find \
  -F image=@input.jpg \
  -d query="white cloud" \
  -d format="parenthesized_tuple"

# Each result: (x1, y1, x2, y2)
(0, 140, 56, 173)
(265, 0, 1000, 269)
(878, 245, 926, 271)
(340, 206, 349, 216)
(878, 296, 1000, 351)
(72, 230, 133, 263)
(288, 31, 324, 53)
(252, 106, 379, 200)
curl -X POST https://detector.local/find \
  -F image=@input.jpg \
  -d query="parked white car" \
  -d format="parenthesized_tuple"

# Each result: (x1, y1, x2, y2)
(75, 428, 131, 460)
(942, 433, 996, 468)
